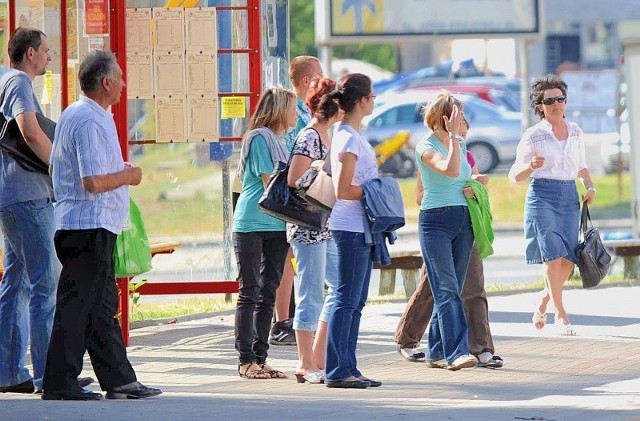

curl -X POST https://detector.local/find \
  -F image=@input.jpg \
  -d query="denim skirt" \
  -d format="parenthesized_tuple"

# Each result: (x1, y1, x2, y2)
(524, 178, 580, 264)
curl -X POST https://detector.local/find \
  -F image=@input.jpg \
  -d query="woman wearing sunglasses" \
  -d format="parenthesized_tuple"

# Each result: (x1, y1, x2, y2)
(508, 74, 596, 336)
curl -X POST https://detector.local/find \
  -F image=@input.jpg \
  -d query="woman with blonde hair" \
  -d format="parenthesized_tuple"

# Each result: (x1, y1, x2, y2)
(233, 87, 297, 379)
(416, 91, 477, 371)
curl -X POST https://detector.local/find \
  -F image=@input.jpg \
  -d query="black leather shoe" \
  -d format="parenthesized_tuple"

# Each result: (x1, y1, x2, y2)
(325, 379, 370, 389)
(106, 381, 162, 399)
(36, 377, 95, 394)
(0, 379, 34, 394)
(41, 386, 103, 401)
(78, 377, 95, 388)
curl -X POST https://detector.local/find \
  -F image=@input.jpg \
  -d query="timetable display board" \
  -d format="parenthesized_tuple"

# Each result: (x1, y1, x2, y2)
(126, 7, 219, 142)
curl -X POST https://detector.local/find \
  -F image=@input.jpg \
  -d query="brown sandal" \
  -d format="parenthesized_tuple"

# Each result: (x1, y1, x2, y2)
(259, 364, 288, 379)
(238, 363, 269, 379)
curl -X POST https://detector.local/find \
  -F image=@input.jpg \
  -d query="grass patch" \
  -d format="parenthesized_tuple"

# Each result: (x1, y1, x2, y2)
(131, 296, 236, 322)
(126, 142, 632, 237)
(129, 144, 228, 236)
(397, 172, 631, 225)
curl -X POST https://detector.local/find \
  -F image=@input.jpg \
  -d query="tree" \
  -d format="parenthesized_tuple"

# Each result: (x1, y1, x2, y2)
(289, 0, 398, 72)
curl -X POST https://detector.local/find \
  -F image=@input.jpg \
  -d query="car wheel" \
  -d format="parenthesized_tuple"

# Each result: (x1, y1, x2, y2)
(467, 142, 499, 173)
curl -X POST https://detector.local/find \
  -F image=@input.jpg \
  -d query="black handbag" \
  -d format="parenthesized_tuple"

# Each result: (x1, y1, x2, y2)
(575, 203, 611, 288)
(258, 161, 329, 231)
(0, 112, 54, 174)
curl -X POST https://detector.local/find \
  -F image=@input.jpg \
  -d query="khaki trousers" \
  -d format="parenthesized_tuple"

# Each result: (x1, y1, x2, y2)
(394, 245, 495, 355)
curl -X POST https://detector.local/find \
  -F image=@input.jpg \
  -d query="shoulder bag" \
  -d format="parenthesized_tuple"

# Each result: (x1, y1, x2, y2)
(258, 159, 330, 231)
(0, 112, 55, 174)
(294, 132, 335, 211)
(575, 203, 611, 288)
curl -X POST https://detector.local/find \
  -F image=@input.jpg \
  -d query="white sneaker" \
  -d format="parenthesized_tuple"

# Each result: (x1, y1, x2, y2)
(426, 359, 447, 369)
(448, 354, 477, 371)
(398, 347, 426, 362)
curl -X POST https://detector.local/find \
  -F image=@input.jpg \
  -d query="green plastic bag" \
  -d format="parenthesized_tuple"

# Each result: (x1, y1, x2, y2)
(113, 199, 152, 277)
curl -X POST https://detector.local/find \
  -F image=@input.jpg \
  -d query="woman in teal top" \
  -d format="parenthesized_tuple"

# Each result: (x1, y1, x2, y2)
(233, 87, 296, 380)
(415, 91, 476, 371)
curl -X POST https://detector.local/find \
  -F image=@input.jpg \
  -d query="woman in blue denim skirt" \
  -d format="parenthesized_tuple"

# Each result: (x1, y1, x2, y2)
(508, 74, 596, 336)
(286, 76, 341, 384)
(324, 73, 380, 389)
(416, 91, 477, 371)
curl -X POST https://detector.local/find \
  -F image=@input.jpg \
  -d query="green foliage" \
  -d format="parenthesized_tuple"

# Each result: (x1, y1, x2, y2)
(289, 0, 317, 57)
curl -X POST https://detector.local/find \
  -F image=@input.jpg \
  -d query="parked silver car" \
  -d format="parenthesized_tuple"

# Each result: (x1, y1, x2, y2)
(361, 93, 523, 173)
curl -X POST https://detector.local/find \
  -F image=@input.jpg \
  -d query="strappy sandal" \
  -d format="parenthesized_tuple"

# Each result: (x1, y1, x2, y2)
(238, 363, 269, 379)
(532, 311, 547, 330)
(259, 364, 288, 379)
(294, 371, 324, 384)
(555, 319, 577, 336)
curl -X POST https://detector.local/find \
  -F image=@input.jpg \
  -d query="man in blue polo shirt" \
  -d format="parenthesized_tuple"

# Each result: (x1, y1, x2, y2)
(0, 27, 93, 395)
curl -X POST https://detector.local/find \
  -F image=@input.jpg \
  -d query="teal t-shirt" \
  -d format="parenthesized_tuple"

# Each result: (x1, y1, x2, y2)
(282, 97, 312, 153)
(415, 134, 471, 210)
(233, 134, 285, 232)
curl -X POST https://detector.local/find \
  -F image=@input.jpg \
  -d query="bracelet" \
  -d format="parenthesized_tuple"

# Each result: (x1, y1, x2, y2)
(588, 187, 596, 193)
(449, 134, 464, 143)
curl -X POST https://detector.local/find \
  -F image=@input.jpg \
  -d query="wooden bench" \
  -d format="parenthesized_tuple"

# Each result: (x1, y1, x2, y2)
(602, 238, 640, 278)
(373, 249, 423, 296)
(116, 240, 240, 346)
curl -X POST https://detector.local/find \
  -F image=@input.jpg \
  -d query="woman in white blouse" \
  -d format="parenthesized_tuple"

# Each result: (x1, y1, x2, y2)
(508, 74, 596, 336)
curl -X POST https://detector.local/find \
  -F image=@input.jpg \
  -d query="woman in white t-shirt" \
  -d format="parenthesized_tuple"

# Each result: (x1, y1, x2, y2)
(324, 73, 380, 389)
(508, 74, 596, 336)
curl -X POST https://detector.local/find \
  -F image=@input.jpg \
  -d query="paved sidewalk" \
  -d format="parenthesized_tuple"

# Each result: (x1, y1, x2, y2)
(1, 286, 639, 420)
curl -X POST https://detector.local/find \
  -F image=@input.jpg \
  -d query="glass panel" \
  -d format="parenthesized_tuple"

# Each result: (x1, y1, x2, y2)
(0, 1, 7, 68)
(121, 1, 253, 301)
(13, 0, 62, 119)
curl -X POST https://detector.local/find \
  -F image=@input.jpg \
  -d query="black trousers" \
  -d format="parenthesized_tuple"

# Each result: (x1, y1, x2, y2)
(43, 228, 136, 392)
(233, 231, 289, 365)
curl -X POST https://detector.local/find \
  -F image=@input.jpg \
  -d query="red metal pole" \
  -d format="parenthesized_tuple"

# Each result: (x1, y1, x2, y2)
(248, 0, 261, 114)
(8, 0, 15, 34)
(60, 0, 68, 109)
(109, 0, 128, 161)
(109, 0, 130, 345)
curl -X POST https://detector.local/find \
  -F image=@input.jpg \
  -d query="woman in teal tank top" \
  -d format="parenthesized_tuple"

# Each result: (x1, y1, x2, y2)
(415, 91, 476, 371)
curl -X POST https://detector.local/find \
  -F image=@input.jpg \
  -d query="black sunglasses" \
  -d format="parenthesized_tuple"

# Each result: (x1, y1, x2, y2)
(540, 95, 566, 105)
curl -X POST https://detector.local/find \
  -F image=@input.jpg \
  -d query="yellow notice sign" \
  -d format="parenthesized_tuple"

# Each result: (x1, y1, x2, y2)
(221, 97, 246, 119)
(41, 70, 54, 105)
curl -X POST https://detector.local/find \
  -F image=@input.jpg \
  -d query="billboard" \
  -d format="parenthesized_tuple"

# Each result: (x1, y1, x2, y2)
(316, 0, 540, 44)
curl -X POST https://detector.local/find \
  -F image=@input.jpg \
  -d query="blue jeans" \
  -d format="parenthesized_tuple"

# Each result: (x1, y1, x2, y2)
(0, 198, 60, 390)
(419, 206, 474, 364)
(325, 231, 372, 382)
(291, 238, 339, 331)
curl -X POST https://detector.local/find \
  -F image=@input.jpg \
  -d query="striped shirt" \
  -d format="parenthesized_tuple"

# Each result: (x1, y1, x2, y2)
(51, 95, 128, 234)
